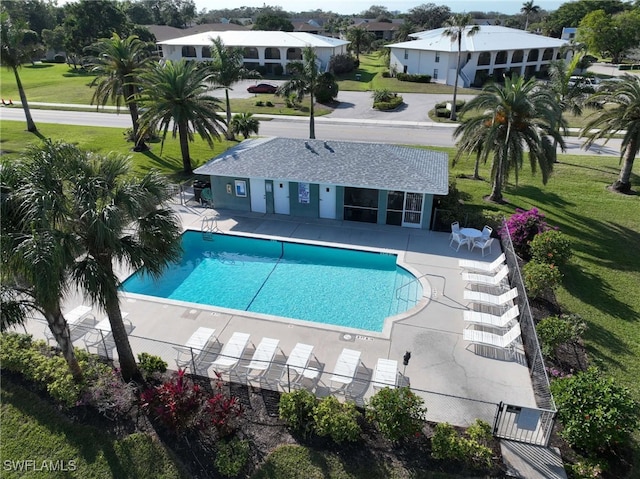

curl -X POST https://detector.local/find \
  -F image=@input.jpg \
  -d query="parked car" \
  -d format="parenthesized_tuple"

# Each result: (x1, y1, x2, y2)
(247, 83, 278, 94)
(568, 76, 599, 90)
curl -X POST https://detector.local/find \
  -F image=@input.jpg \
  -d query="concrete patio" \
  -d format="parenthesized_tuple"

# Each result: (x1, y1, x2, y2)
(22, 198, 537, 428)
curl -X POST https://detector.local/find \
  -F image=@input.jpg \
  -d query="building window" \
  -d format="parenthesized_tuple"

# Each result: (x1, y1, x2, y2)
(433, 69, 438, 80)
(527, 49, 539, 62)
(265, 48, 280, 60)
(495, 51, 507, 64)
(201, 46, 211, 58)
(244, 47, 258, 59)
(404, 49, 408, 60)
(435, 51, 440, 63)
(344, 187, 378, 224)
(478, 52, 491, 66)
(287, 47, 302, 60)
(542, 48, 553, 61)
(512, 50, 524, 63)
(181, 46, 196, 58)
(403, 65, 408, 73)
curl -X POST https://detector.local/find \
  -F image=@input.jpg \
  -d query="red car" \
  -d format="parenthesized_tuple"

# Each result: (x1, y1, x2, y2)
(247, 83, 278, 94)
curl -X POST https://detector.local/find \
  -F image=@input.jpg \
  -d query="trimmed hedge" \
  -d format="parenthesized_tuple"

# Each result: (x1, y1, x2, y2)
(373, 96, 403, 111)
(396, 72, 431, 83)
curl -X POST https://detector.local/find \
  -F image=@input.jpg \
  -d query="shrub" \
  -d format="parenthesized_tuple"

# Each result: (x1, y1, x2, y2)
(551, 367, 639, 455)
(279, 388, 317, 437)
(312, 396, 361, 444)
(53, 53, 66, 63)
(285, 93, 298, 108)
(366, 387, 427, 442)
(523, 261, 562, 298)
(81, 367, 137, 420)
(431, 420, 493, 468)
(396, 72, 431, 83)
(373, 96, 403, 110)
(381, 71, 391, 78)
(137, 352, 167, 380)
(255, 100, 264, 107)
(529, 230, 572, 266)
(501, 208, 551, 259)
(371, 88, 396, 103)
(215, 438, 250, 477)
(328, 53, 355, 74)
(314, 72, 339, 103)
(206, 392, 243, 437)
(435, 107, 449, 117)
(568, 459, 604, 479)
(265, 101, 274, 107)
(536, 314, 586, 359)
(139, 369, 206, 435)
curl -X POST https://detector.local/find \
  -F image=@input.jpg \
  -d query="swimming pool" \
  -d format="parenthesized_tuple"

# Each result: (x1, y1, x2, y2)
(121, 231, 423, 332)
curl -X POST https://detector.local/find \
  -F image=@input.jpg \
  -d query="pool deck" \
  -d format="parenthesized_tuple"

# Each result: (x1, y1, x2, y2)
(22, 200, 537, 427)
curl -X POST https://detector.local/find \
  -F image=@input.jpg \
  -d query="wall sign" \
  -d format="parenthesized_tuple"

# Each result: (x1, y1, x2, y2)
(235, 180, 247, 197)
(298, 182, 310, 204)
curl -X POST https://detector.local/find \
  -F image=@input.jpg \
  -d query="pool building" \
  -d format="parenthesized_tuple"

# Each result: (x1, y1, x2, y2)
(193, 137, 449, 229)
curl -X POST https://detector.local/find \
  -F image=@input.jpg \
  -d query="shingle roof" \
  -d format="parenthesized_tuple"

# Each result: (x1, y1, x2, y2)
(194, 137, 449, 195)
(388, 25, 567, 52)
(157, 30, 349, 48)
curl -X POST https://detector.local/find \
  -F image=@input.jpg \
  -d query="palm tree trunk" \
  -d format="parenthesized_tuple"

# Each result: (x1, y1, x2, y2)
(127, 100, 148, 152)
(473, 154, 481, 180)
(611, 139, 637, 193)
(309, 92, 315, 139)
(45, 309, 83, 381)
(103, 298, 140, 382)
(13, 67, 37, 132)
(178, 123, 192, 174)
(224, 89, 235, 140)
(450, 37, 461, 121)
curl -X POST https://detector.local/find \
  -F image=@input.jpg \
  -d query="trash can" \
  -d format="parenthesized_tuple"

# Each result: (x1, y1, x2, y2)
(192, 180, 206, 203)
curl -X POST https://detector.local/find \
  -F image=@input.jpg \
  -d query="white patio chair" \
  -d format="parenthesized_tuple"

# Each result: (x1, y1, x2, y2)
(280, 343, 315, 387)
(449, 221, 460, 240)
(462, 264, 510, 288)
(463, 305, 520, 328)
(459, 253, 506, 273)
(464, 287, 518, 309)
(463, 322, 522, 355)
(175, 327, 217, 368)
(329, 348, 362, 392)
(449, 231, 468, 251)
(45, 305, 94, 344)
(372, 358, 398, 390)
(244, 337, 280, 381)
(211, 332, 251, 371)
(472, 237, 495, 257)
(481, 225, 493, 239)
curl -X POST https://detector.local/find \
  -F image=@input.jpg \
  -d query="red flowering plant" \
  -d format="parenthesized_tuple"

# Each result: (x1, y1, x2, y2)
(139, 369, 207, 435)
(500, 208, 551, 259)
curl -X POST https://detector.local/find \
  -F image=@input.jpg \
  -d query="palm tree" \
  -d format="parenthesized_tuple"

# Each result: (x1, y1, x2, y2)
(393, 21, 416, 43)
(580, 75, 640, 193)
(230, 112, 260, 139)
(0, 142, 86, 380)
(208, 36, 260, 140)
(346, 26, 373, 61)
(0, 12, 37, 132)
(277, 47, 321, 139)
(87, 33, 155, 152)
(442, 14, 479, 121)
(137, 60, 226, 174)
(521, 1, 540, 31)
(66, 149, 183, 381)
(453, 75, 566, 203)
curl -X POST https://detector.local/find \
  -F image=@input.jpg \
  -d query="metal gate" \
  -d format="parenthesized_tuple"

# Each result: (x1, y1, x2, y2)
(493, 401, 556, 446)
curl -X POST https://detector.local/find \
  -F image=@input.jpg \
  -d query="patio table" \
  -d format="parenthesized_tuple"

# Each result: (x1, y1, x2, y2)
(460, 228, 482, 250)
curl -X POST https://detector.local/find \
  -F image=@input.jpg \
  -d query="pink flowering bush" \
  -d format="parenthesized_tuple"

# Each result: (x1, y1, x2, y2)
(501, 208, 551, 259)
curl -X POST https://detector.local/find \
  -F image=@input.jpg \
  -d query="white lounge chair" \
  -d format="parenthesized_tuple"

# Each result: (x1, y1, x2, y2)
(472, 237, 495, 257)
(330, 348, 362, 391)
(211, 332, 251, 371)
(462, 264, 510, 288)
(372, 358, 398, 390)
(463, 305, 520, 328)
(280, 343, 315, 386)
(463, 322, 522, 354)
(45, 305, 94, 344)
(464, 287, 518, 309)
(244, 337, 280, 380)
(459, 253, 506, 273)
(83, 313, 130, 354)
(175, 327, 217, 368)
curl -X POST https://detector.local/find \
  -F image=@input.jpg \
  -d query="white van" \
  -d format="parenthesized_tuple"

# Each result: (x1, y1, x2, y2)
(568, 76, 599, 90)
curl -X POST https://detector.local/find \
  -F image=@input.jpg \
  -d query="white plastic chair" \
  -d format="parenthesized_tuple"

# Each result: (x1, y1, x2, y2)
(481, 225, 493, 238)
(175, 327, 217, 368)
(372, 358, 398, 390)
(450, 221, 460, 239)
(464, 287, 518, 309)
(463, 322, 522, 355)
(472, 237, 494, 257)
(280, 343, 315, 387)
(45, 305, 94, 344)
(330, 348, 362, 391)
(244, 337, 280, 381)
(211, 332, 251, 371)
(449, 231, 468, 251)
(462, 264, 509, 287)
(459, 253, 506, 273)
(463, 305, 520, 328)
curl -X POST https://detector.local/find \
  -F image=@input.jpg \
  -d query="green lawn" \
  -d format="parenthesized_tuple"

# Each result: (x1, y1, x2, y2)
(0, 378, 186, 479)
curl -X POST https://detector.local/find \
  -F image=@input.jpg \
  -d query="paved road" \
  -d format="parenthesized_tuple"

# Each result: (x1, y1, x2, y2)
(1, 105, 622, 157)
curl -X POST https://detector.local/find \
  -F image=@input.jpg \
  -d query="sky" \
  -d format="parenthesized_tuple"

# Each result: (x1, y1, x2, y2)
(195, 1, 566, 15)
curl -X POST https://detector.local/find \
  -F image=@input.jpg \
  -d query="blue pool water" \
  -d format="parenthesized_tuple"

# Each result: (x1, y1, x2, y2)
(121, 231, 422, 332)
